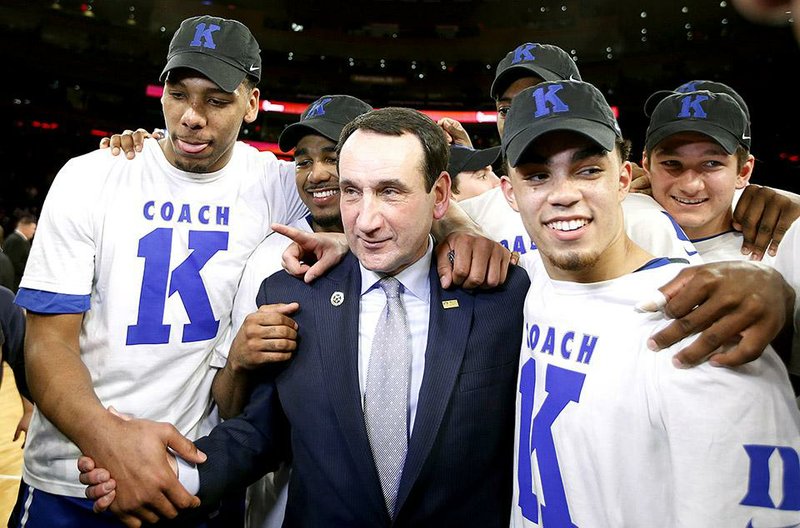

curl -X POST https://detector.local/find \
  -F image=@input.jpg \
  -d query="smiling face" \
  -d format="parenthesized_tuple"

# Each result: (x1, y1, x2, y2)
(294, 134, 342, 232)
(502, 131, 633, 282)
(339, 130, 450, 275)
(160, 69, 259, 173)
(645, 131, 753, 240)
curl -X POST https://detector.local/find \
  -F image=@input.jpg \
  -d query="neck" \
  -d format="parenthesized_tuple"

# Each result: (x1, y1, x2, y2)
(545, 233, 654, 284)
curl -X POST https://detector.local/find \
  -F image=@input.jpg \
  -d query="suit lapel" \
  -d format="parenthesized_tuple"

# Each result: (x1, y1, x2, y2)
(394, 262, 474, 514)
(314, 253, 387, 516)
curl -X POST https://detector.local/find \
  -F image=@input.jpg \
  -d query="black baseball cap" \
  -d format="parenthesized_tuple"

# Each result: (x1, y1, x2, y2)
(502, 80, 622, 167)
(448, 145, 501, 176)
(161, 15, 261, 93)
(490, 42, 582, 99)
(278, 95, 373, 152)
(645, 90, 750, 155)
(674, 80, 750, 123)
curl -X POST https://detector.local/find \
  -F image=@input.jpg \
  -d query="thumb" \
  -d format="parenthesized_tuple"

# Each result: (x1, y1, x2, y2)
(258, 302, 300, 316)
(107, 406, 133, 421)
(166, 429, 207, 465)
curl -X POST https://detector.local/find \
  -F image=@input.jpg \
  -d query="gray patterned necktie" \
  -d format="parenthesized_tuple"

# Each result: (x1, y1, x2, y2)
(364, 276, 411, 517)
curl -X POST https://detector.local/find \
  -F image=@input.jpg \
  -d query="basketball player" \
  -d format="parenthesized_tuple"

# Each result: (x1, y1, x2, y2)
(501, 79, 800, 527)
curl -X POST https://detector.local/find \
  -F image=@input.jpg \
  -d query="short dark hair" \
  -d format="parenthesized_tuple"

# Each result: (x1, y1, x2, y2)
(17, 214, 37, 226)
(336, 107, 449, 192)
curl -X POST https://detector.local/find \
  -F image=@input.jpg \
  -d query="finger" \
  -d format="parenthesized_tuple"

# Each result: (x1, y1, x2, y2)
(767, 206, 800, 256)
(272, 223, 314, 246)
(79, 468, 111, 486)
(77, 455, 96, 473)
(656, 266, 702, 318)
(735, 192, 767, 256)
(85, 478, 116, 499)
(152, 128, 165, 140)
(448, 243, 476, 288)
(93, 489, 116, 513)
(281, 243, 310, 277)
(435, 243, 454, 289)
(303, 252, 337, 284)
(483, 246, 511, 289)
(164, 428, 207, 465)
(99, 137, 110, 149)
(748, 200, 782, 260)
(257, 302, 300, 317)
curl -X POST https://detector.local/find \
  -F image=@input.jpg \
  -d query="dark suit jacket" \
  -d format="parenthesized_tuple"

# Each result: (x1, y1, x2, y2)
(195, 253, 529, 527)
(2, 231, 30, 292)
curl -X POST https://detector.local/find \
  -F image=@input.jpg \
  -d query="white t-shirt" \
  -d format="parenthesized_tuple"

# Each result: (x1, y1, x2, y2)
(16, 139, 306, 497)
(692, 230, 777, 265)
(775, 221, 800, 377)
(512, 255, 800, 527)
(459, 188, 701, 263)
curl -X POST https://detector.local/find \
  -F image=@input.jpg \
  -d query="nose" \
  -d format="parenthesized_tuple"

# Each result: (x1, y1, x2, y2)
(547, 176, 581, 208)
(181, 103, 206, 130)
(308, 165, 334, 185)
(678, 170, 705, 195)
(355, 193, 382, 235)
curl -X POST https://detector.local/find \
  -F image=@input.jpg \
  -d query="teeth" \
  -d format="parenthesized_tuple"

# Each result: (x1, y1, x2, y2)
(312, 189, 338, 198)
(673, 196, 706, 205)
(547, 219, 588, 231)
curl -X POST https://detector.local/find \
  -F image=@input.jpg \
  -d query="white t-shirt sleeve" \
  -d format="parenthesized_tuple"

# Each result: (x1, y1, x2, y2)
(274, 158, 307, 227)
(17, 155, 104, 310)
(774, 221, 800, 376)
(654, 345, 800, 526)
(622, 194, 703, 264)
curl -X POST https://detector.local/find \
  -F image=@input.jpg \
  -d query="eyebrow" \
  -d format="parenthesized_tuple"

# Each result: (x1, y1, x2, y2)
(656, 145, 727, 157)
(522, 145, 606, 165)
(294, 145, 337, 158)
(339, 177, 410, 189)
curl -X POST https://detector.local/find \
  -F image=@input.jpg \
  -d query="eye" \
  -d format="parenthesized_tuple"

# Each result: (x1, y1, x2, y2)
(169, 91, 186, 100)
(576, 166, 603, 178)
(324, 156, 338, 165)
(208, 98, 231, 107)
(295, 159, 312, 169)
(497, 106, 510, 118)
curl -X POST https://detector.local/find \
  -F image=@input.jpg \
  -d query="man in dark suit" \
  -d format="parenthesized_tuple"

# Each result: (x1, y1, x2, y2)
(190, 107, 528, 526)
(82, 107, 529, 527)
(2, 214, 36, 292)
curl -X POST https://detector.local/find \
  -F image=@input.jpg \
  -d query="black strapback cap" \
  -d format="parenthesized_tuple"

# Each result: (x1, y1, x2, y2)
(490, 43, 582, 99)
(645, 90, 751, 155)
(502, 80, 622, 167)
(161, 15, 261, 93)
(447, 145, 502, 176)
(278, 95, 373, 152)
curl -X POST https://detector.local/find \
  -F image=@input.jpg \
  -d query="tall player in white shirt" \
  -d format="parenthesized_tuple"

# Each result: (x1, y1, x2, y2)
(10, 15, 309, 528)
(501, 80, 800, 527)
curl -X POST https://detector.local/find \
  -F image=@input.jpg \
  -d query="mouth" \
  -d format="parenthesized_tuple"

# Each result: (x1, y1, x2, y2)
(309, 189, 339, 199)
(545, 219, 590, 232)
(671, 195, 708, 205)
(175, 138, 210, 155)
(358, 237, 390, 250)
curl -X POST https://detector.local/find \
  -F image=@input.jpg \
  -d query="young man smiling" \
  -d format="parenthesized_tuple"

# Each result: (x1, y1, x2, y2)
(501, 79, 800, 527)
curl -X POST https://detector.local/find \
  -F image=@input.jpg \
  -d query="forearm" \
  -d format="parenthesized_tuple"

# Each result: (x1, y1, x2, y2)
(431, 199, 482, 241)
(25, 312, 112, 450)
(211, 363, 253, 419)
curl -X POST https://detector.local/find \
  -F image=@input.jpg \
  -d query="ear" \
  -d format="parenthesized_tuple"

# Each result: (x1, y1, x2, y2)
(500, 174, 519, 212)
(244, 87, 260, 124)
(432, 171, 451, 220)
(735, 154, 755, 189)
(618, 160, 633, 201)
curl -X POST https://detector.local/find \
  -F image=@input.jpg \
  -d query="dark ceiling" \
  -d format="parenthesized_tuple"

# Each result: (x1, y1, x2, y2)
(1, 0, 800, 205)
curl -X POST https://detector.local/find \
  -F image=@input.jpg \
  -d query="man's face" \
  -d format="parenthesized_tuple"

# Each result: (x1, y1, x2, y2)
(19, 222, 36, 240)
(294, 134, 342, 232)
(339, 130, 450, 275)
(160, 70, 259, 173)
(453, 166, 501, 201)
(495, 76, 544, 137)
(502, 131, 632, 282)
(645, 132, 753, 240)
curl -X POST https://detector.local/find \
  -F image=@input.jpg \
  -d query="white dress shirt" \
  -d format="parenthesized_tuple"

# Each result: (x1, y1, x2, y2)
(358, 238, 432, 435)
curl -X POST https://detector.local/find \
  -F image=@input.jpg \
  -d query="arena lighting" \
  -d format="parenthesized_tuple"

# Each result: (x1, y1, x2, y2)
(145, 85, 498, 124)
(145, 85, 620, 123)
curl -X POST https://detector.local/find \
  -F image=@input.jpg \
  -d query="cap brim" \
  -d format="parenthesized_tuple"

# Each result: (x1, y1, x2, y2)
(490, 64, 564, 99)
(449, 146, 502, 175)
(278, 120, 345, 152)
(645, 121, 741, 154)
(505, 118, 617, 167)
(160, 51, 248, 93)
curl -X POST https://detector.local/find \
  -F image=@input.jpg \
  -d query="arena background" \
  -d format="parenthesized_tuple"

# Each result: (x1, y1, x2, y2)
(2, 0, 800, 233)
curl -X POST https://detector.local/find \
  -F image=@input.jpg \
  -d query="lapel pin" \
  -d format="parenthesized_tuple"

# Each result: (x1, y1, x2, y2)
(330, 291, 345, 306)
(442, 299, 459, 309)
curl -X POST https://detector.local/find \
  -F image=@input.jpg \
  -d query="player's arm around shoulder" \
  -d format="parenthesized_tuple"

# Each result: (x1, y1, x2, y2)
(653, 341, 800, 527)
